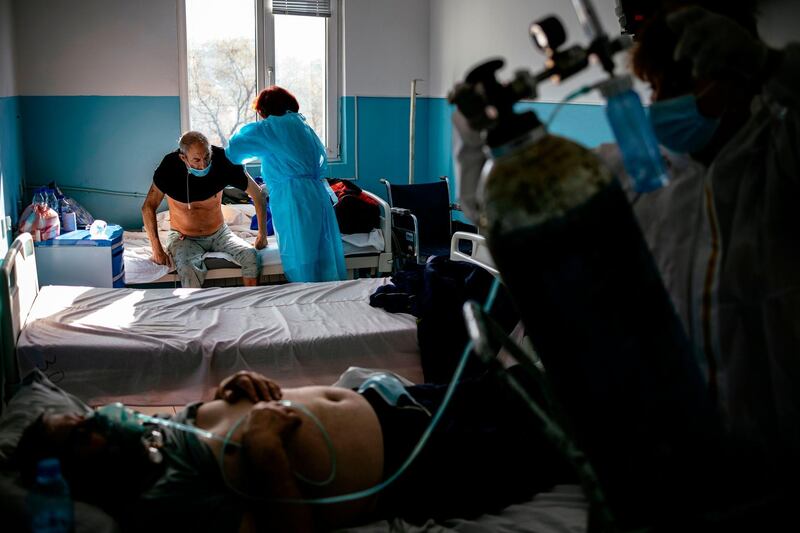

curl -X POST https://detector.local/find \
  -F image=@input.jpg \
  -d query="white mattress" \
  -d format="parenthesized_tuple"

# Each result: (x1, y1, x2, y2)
(17, 278, 420, 406)
(124, 204, 386, 284)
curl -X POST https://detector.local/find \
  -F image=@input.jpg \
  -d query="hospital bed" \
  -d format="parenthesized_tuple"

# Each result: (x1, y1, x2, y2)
(123, 189, 394, 286)
(0, 231, 589, 532)
(1, 233, 421, 407)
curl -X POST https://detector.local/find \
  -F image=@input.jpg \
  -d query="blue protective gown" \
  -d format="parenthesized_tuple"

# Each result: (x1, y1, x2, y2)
(227, 112, 346, 282)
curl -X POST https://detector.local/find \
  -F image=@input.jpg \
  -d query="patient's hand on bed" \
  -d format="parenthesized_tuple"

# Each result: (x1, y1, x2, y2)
(151, 247, 172, 267)
(254, 232, 268, 250)
(215, 370, 282, 403)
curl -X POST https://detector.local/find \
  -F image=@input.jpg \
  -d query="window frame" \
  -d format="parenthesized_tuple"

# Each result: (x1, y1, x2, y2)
(177, 0, 342, 160)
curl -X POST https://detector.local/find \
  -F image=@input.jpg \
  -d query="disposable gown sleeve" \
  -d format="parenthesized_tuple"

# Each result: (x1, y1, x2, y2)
(226, 122, 267, 164)
(452, 110, 487, 224)
(764, 43, 800, 110)
(762, 43, 800, 189)
(310, 124, 329, 177)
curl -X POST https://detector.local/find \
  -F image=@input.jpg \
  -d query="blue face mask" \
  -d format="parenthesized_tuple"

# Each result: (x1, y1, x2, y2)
(357, 373, 430, 415)
(187, 162, 212, 177)
(648, 94, 721, 154)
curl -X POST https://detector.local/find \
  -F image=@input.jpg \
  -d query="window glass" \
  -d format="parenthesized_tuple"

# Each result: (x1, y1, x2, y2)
(275, 14, 327, 142)
(185, 0, 257, 147)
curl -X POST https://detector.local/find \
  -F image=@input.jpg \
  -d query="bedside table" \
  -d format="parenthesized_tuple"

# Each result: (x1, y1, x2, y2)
(34, 225, 125, 287)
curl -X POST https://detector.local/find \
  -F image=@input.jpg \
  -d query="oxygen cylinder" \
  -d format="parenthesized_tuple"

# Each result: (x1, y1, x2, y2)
(460, 59, 727, 530)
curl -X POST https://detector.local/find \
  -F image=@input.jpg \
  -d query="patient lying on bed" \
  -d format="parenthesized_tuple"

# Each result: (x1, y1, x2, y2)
(14, 369, 572, 532)
(142, 131, 268, 288)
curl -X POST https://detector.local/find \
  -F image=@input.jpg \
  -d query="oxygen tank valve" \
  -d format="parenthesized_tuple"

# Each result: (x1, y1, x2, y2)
(450, 59, 543, 150)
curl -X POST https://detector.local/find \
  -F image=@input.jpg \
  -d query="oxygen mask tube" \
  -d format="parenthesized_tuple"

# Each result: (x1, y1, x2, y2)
(98, 402, 337, 489)
(219, 399, 338, 493)
(214, 279, 504, 505)
(545, 83, 598, 128)
(95, 403, 239, 447)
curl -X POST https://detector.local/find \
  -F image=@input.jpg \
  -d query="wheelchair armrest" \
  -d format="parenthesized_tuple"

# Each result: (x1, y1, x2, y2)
(388, 210, 420, 263)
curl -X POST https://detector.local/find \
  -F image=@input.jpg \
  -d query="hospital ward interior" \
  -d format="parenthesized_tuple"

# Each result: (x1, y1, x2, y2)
(1, 0, 799, 531)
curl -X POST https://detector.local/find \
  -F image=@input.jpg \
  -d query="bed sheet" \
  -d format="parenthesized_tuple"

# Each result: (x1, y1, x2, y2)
(17, 278, 420, 406)
(124, 205, 385, 284)
(340, 484, 587, 532)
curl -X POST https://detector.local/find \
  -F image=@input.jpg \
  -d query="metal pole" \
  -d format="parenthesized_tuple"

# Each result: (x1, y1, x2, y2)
(570, 0, 605, 41)
(409, 79, 422, 184)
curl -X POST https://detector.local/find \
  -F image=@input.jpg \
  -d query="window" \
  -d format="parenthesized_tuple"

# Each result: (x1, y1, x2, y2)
(178, 0, 340, 158)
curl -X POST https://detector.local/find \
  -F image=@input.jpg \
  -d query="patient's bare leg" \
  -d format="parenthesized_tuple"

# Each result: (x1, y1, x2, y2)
(243, 276, 258, 287)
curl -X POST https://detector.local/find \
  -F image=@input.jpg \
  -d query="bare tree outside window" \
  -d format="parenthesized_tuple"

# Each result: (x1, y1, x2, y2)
(189, 38, 257, 147)
(185, 1, 328, 149)
(186, 0, 256, 148)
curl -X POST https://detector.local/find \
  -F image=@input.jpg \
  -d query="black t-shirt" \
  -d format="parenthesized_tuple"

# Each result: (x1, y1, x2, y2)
(153, 145, 248, 204)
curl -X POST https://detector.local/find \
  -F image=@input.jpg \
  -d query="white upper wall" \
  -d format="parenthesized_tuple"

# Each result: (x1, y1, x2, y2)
(13, 0, 179, 96)
(758, 0, 800, 48)
(343, 0, 430, 97)
(0, 0, 16, 97)
(7, 0, 797, 100)
(429, 0, 625, 103)
(429, 0, 800, 103)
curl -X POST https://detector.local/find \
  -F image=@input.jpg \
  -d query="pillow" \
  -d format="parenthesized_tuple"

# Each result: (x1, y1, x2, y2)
(0, 371, 121, 532)
(156, 210, 170, 232)
(221, 204, 255, 226)
(0, 472, 121, 533)
(0, 369, 92, 464)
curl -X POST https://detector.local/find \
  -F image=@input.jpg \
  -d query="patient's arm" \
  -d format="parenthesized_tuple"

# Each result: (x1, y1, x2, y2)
(215, 370, 282, 403)
(238, 402, 313, 532)
(245, 172, 268, 250)
(141, 184, 170, 265)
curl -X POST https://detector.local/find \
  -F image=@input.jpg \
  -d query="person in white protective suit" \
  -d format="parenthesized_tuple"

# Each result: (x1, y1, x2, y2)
(453, 0, 800, 486)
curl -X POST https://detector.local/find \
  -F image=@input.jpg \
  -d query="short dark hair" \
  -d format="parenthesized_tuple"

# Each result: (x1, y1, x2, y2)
(13, 413, 163, 513)
(253, 85, 300, 119)
(14, 414, 61, 487)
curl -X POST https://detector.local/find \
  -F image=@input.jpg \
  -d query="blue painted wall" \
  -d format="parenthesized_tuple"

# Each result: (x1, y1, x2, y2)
(18, 96, 181, 229)
(335, 96, 615, 208)
(9, 94, 614, 230)
(0, 96, 25, 232)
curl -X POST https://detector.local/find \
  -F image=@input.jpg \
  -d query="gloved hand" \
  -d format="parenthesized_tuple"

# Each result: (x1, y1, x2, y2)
(667, 6, 768, 81)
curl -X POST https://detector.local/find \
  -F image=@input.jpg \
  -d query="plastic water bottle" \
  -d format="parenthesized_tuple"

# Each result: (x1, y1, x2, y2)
(29, 189, 49, 242)
(89, 219, 108, 239)
(26, 458, 74, 533)
(32, 188, 47, 210)
(45, 188, 59, 213)
(58, 195, 77, 233)
(600, 75, 669, 193)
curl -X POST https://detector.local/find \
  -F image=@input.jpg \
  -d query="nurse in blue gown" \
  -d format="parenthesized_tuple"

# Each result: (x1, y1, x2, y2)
(226, 86, 346, 282)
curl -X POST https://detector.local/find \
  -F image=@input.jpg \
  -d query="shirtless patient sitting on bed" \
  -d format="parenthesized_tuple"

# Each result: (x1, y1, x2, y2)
(14, 369, 571, 532)
(142, 131, 268, 288)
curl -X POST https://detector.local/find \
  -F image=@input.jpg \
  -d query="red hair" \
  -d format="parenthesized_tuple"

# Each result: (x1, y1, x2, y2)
(253, 86, 300, 119)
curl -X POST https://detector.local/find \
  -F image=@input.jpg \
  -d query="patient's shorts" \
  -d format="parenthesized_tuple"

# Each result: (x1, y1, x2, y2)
(365, 367, 575, 522)
(166, 224, 259, 288)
